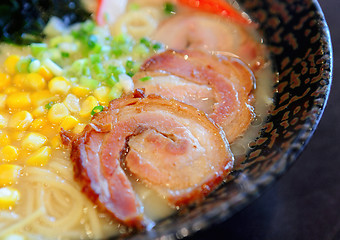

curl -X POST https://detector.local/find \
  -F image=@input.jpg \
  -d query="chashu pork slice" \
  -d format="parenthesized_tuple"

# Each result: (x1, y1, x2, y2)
(61, 89, 234, 228)
(133, 49, 255, 143)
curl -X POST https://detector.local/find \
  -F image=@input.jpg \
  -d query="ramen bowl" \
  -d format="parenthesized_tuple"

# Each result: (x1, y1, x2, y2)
(0, 0, 332, 240)
(121, 0, 332, 239)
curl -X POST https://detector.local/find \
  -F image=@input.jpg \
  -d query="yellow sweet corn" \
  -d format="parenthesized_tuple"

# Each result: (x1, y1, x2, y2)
(71, 85, 91, 98)
(21, 132, 47, 151)
(51, 136, 62, 149)
(0, 114, 8, 129)
(0, 73, 11, 90)
(38, 65, 53, 81)
(48, 76, 71, 95)
(60, 116, 79, 131)
(6, 92, 31, 109)
(26, 146, 51, 166)
(31, 90, 56, 107)
(94, 86, 111, 105)
(63, 94, 80, 113)
(73, 123, 86, 134)
(47, 103, 69, 124)
(0, 187, 20, 209)
(25, 73, 46, 90)
(31, 106, 47, 118)
(0, 164, 22, 186)
(4, 55, 20, 75)
(30, 118, 48, 131)
(4, 87, 19, 95)
(0, 145, 19, 162)
(11, 131, 25, 142)
(79, 96, 98, 118)
(0, 94, 7, 109)
(0, 131, 10, 147)
(8, 111, 33, 130)
(12, 73, 26, 88)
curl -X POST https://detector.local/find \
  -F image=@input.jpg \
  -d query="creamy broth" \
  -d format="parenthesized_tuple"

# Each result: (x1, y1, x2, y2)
(0, 0, 274, 239)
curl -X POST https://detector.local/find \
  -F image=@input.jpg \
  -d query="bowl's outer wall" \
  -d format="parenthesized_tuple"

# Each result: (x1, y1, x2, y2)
(119, 0, 332, 239)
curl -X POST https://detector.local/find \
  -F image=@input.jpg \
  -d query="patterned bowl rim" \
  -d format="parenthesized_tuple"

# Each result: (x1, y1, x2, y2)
(123, 0, 333, 239)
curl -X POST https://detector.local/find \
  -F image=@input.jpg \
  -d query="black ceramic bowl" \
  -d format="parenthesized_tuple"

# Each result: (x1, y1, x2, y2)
(121, 0, 332, 239)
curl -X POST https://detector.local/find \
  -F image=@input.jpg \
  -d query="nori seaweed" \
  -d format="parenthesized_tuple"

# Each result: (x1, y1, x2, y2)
(0, 0, 91, 45)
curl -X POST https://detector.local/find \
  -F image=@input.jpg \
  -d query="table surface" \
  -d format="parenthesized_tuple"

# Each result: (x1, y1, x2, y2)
(188, 0, 339, 239)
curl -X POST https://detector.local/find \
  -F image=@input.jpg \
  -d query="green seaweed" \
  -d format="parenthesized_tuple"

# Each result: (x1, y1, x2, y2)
(0, 0, 91, 45)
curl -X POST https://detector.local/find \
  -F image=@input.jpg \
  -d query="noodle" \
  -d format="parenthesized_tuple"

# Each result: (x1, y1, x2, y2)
(112, 7, 160, 39)
(0, 207, 45, 238)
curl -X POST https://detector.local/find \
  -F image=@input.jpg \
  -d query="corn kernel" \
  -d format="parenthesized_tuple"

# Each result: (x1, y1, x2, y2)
(0, 164, 22, 186)
(71, 85, 91, 98)
(25, 73, 46, 90)
(0, 145, 19, 162)
(60, 116, 79, 131)
(26, 146, 51, 166)
(6, 92, 31, 109)
(11, 131, 25, 142)
(8, 111, 33, 130)
(73, 123, 86, 134)
(31, 90, 56, 107)
(12, 73, 27, 88)
(0, 187, 20, 209)
(4, 55, 20, 75)
(48, 76, 71, 95)
(31, 106, 47, 118)
(0, 132, 10, 146)
(0, 94, 7, 109)
(0, 73, 11, 90)
(94, 86, 111, 105)
(30, 118, 48, 131)
(63, 94, 80, 113)
(21, 132, 47, 151)
(4, 87, 19, 95)
(38, 65, 53, 81)
(0, 114, 8, 129)
(51, 136, 62, 149)
(47, 103, 69, 124)
(80, 96, 98, 118)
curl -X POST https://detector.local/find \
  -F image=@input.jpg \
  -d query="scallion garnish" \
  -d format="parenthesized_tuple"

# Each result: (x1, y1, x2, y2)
(91, 105, 104, 115)
(139, 76, 152, 82)
(164, 2, 176, 14)
(45, 102, 54, 110)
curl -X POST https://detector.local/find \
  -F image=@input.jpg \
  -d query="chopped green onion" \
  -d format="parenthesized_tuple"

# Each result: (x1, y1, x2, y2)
(91, 105, 104, 115)
(28, 59, 41, 73)
(90, 54, 101, 64)
(125, 60, 138, 77)
(164, 2, 176, 14)
(45, 102, 54, 110)
(109, 86, 123, 99)
(80, 76, 100, 90)
(108, 65, 125, 81)
(126, 60, 135, 69)
(30, 43, 48, 57)
(61, 52, 70, 58)
(140, 37, 151, 48)
(42, 58, 63, 76)
(153, 42, 162, 50)
(139, 76, 152, 82)
(92, 63, 105, 75)
(16, 57, 32, 73)
(88, 35, 98, 49)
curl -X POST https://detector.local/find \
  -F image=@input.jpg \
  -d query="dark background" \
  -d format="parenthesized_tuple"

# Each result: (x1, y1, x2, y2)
(189, 0, 339, 239)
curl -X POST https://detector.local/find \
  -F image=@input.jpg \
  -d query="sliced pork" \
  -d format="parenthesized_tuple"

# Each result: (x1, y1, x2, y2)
(152, 13, 266, 71)
(133, 49, 255, 143)
(61, 89, 234, 228)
